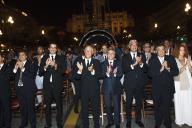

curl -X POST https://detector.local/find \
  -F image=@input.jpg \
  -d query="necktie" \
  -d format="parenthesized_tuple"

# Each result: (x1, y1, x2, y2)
(18, 69, 23, 86)
(109, 61, 113, 74)
(104, 55, 107, 60)
(132, 53, 136, 64)
(50, 55, 54, 83)
(87, 60, 90, 67)
(109, 61, 113, 67)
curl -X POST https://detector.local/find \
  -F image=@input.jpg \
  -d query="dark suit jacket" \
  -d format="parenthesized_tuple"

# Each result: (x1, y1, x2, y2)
(102, 59, 123, 95)
(74, 58, 102, 96)
(71, 56, 84, 82)
(122, 52, 148, 91)
(40, 55, 66, 92)
(0, 63, 12, 97)
(148, 55, 179, 95)
(14, 60, 37, 95)
(141, 53, 155, 64)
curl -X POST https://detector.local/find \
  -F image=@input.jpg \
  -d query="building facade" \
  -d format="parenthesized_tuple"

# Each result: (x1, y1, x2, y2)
(66, 0, 134, 35)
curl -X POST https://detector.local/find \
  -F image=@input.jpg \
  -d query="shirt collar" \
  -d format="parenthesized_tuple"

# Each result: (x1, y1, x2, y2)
(130, 51, 137, 55)
(85, 58, 91, 61)
(0, 63, 4, 68)
(22, 60, 27, 65)
(49, 54, 56, 58)
(108, 59, 114, 64)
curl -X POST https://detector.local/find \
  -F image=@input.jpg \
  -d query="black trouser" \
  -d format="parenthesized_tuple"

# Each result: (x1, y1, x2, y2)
(44, 83, 63, 128)
(153, 91, 172, 127)
(0, 94, 11, 128)
(17, 90, 36, 128)
(125, 88, 143, 127)
(73, 80, 81, 108)
(81, 89, 100, 128)
(104, 93, 120, 126)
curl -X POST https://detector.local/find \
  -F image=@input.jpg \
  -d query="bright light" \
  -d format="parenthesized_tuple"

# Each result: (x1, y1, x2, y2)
(128, 34, 132, 38)
(41, 30, 45, 35)
(177, 25, 181, 30)
(0, 44, 5, 48)
(185, 8, 189, 12)
(73, 37, 78, 42)
(7, 16, 14, 24)
(21, 12, 28, 16)
(154, 23, 158, 28)
(1, 0, 5, 4)
(123, 29, 127, 33)
(185, 3, 191, 12)
(186, 3, 191, 9)
(0, 30, 2, 36)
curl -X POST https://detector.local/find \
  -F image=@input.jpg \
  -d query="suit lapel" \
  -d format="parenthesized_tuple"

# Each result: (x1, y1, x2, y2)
(156, 56, 162, 67)
(113, 60, 117, 69)
(0, 64, 5, 72)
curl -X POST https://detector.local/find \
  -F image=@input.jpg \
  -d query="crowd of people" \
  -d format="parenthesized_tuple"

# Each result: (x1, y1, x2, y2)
(0, 39, 192, 128)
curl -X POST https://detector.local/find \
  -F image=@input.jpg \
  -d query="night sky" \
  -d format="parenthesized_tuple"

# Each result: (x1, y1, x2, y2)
(5, 0, 174, 26)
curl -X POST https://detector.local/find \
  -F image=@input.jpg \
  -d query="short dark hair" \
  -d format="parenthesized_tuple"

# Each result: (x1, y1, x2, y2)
(18, 49, 27, 55)
(48, 42, 58, 48)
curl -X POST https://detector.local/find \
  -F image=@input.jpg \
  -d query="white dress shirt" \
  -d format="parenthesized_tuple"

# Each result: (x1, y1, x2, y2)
(130, 52, 137, 59)
(0, 63, 4, 70)
(49, 54, 56, 60)
(130, 52, 143, 69)
(49, 54, 56, 83)
(158, 56, 165, 64)
(106, 60, 116, 77)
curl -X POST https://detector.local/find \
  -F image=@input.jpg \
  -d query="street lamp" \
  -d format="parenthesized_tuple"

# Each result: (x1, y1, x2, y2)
(41, 30, 45, 35)
(123, 29, 127, 33)
(7, 16, 14, 24)
(21, 12, 28, 17)
(185, 3, 191, 13)
(73, 37, 78, 41)
(177, 25, 181, 30)
(0, 30, 2, 36)
(154, 23, 158, 28)
(128, 34, 132, 38)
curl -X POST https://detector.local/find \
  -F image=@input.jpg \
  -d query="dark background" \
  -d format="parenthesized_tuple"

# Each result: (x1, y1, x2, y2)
(5, 0, 174, 26)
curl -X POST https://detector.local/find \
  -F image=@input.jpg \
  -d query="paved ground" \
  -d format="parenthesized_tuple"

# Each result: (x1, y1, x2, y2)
(76, 115, 192, 128)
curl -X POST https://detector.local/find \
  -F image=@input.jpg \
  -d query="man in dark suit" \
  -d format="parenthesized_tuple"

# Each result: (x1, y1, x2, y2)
(122, 40, 147, 128)
(148, 44, 179, 128)
(142, 43, 154, 65)
(102, 49, 123, 128)
(13, 50, 37, 128)
(40, 43, 66, 128)
(74, 45, 101, 128)
(0, 53, 12, 128)
(163, 40, 173, 56)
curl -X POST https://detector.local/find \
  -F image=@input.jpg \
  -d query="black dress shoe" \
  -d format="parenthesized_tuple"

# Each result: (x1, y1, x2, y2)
(44, 125, 51, 128)
(135, 121, 145, 128)
(115, 125, 120, 128)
